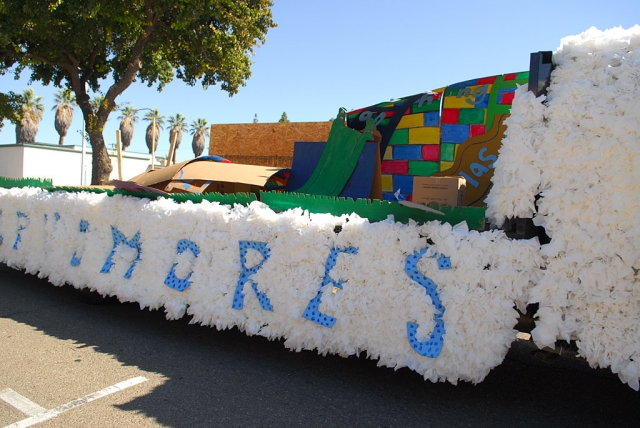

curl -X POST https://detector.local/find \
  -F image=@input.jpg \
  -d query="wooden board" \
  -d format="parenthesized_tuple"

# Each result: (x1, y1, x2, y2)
(209, 122, 332, 167)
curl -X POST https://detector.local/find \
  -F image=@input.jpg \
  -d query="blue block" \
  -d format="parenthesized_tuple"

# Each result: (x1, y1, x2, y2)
(474, 96, 489, 109)
(441, 124, 470, 144)
(393, 145, 422, 160)
(393, 175, 414, 195)
(382, 192, 397, 201)
(424, 111, 440, 127)
(447, 78, 479, 89)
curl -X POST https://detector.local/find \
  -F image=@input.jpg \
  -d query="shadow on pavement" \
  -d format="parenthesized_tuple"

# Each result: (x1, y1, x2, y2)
(1, 263, 638, 427)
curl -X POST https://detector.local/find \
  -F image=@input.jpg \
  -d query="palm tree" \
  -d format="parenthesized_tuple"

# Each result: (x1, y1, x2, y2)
(167, 113, 188, 164)
(143, 109, 164, 154)
(52, 88, 76, 145)
(15, 88, 44, 144)
(118, 106, 139, 150)
(190, 118, 209, 157)
(89, 93, 105, 113)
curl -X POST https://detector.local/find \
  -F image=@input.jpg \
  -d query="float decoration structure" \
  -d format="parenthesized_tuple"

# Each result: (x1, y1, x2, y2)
(347, 72, 529, 204)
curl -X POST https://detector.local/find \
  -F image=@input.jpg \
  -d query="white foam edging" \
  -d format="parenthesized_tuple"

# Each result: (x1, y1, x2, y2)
(0, 189, 541, 385)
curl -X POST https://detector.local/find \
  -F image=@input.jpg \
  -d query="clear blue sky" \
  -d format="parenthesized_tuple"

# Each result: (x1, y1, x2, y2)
(1, 0, 638, 163)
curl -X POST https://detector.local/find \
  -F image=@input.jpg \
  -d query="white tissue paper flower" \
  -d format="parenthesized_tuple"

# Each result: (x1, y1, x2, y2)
(488, 25, 640, 390)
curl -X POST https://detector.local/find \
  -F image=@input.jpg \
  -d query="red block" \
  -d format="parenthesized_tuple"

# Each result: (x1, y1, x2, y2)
(441, 108, 460, 124)
(477, 76, 497, 84)
(470, 125, 486, 137)
(381, 160, 409, 175)
(422, 144, 440, 161)
(503, 73, 517, 81)
(348, 107, 366, 115)
(500, 92, 516, 105)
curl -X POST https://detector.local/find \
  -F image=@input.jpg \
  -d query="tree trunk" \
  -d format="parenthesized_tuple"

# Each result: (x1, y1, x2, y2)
(89, 131, 113, 185)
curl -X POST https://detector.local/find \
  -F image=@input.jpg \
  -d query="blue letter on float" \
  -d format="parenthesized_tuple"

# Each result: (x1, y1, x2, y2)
(70, 220, 89, 267)
(100, 226, 142, 279)
(12, 212, 29, 250)
(302, 246, 358, 328)
(164, 239, 200, 292)
(232, 241, 273, 311)
(404, 248, 450, 358)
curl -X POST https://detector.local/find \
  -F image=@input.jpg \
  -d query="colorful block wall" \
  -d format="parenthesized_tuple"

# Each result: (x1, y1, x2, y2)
(347, 72, 529, 202)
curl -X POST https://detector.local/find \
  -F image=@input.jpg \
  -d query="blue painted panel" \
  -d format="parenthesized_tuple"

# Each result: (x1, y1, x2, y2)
(287, 142, 378, 199)
(423, 111, 440, 127)
(393, 145, 422, 160)
(393, 175, 414, 195)
(441, 125, 470, 144)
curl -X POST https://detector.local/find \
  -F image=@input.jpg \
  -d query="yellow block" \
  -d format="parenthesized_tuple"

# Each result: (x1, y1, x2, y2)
(396, 113, 424, 129)
(381, 174, 393, 192)
(383, 146, 393, 160)
(444, 84, 493, 109)
(440, 161, 454, 171)
(409, 127, 440, 144)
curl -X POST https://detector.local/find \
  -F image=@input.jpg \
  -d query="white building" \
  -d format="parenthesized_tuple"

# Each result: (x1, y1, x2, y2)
(0, 143, 158, 186)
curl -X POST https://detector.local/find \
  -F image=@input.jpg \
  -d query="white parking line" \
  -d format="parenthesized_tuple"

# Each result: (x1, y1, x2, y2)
(0, 389, 47, 416)
(3, 376, 148, 428)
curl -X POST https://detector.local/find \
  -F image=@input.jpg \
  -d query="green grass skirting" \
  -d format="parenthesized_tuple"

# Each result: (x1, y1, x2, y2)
(0, 178, 485, 229)
(0, 176, 53, 189)
(51, 186, 258, 205)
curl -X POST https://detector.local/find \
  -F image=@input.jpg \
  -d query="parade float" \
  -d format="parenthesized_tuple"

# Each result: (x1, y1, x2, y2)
(1, 26, 639, 389)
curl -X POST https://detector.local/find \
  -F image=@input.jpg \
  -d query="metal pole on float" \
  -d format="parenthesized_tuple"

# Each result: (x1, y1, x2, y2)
(80, 82, 88, 185)
(116, 130, 123, 180)
(80, 120, 86, 185)
(151, 112, 156, 170)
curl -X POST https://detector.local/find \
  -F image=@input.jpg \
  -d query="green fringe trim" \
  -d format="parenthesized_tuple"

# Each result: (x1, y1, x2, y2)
(0, 176, 53, 189)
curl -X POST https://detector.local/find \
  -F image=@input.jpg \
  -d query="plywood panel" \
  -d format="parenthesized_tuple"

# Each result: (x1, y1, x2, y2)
(209, 122, 332, 167)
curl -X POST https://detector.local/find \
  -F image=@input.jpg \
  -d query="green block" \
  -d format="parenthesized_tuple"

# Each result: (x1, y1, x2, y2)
(412, 99, 441, 113)
(458, 108, 485, 124)
(378, 118, 391, 127)
(444, 87, 459, 97)
(375, 101, 396, 108)
(408, 161, 440, 176)
(515, 71, 529, 80)
(440, 143, 456, 162)
(388, 128, 409, 145)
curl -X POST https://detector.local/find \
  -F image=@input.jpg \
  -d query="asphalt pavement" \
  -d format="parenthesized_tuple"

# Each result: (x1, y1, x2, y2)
(1, 263, 639, 427)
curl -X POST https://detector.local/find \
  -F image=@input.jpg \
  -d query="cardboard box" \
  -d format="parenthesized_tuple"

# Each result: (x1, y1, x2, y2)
(122, 157, 286, 195)
(412, 176, 466, 207)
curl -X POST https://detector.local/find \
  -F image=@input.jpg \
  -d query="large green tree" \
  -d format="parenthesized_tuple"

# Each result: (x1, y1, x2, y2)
(0, 0, 276, 184)
(0, 91, 22, 131)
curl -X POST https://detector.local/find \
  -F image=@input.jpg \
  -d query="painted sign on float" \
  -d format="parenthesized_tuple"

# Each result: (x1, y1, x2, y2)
(346, 72, 529, 205)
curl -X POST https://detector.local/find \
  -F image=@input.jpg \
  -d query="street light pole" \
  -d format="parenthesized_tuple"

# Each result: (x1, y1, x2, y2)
(151, 111, 156, 170)
(80, 82, 88, 185)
